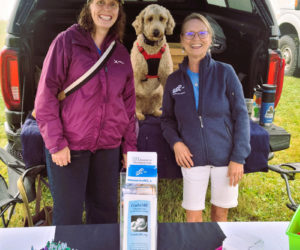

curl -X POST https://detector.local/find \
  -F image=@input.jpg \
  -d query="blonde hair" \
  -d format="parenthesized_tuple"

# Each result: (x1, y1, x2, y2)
(181, 13, 214, 42)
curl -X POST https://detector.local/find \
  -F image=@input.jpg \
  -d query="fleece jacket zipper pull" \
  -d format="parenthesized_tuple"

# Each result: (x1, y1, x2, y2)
(199, 116, 204, 128)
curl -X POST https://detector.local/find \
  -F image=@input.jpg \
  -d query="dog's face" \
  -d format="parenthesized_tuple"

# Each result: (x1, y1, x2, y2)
(132, 4, 175, 40)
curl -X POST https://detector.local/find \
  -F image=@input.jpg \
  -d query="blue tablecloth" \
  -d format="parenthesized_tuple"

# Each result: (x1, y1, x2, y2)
(21, 114, 269, 176)
(21, 114, 45, 169)
(138, 116, 269, 178)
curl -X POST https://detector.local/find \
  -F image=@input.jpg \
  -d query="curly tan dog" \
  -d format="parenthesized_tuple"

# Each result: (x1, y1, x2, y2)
(131, 4, 175, 120)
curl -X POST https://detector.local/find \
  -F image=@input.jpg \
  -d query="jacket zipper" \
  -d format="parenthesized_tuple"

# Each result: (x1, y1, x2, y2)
(183, 65, 207, 163)
(199, 115, 204, 128)
(197, 60, 209, 164)
(96, 65, 108, 149)
(101, 65, 109, 129)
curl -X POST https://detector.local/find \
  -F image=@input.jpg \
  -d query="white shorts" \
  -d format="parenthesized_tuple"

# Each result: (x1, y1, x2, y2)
(181, 165, 238, 210)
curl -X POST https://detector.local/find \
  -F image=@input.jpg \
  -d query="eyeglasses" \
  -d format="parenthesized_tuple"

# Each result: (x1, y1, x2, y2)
(183, 31, 209, 40)
(95, 0, 119, 10)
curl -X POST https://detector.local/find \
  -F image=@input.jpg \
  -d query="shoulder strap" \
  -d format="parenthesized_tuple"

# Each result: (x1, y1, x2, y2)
(31, 41, 117, 119)
(57, 40, 117, 101)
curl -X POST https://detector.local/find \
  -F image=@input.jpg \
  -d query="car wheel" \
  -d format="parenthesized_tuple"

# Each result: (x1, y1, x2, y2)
(279, 34, 298, 76)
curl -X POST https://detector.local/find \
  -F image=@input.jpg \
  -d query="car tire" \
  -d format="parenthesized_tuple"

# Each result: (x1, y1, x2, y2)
(279, 34, 298, 76)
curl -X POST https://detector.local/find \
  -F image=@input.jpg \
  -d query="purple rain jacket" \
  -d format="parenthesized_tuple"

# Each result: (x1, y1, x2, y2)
(35, 24, 137, 154)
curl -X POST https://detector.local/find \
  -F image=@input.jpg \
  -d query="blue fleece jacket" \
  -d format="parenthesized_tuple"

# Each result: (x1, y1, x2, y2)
(161, 54, 251, 166)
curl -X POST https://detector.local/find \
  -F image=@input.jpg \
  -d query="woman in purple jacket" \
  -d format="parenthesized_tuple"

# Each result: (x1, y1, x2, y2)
(35, 0, 136, 225)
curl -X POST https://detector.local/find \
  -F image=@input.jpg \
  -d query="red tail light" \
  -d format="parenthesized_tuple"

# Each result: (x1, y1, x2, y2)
(266, 50, 285, 107)
(0, 48, 21, 110)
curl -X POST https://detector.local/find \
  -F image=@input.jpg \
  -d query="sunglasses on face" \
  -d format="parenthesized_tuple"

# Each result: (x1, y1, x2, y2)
(183, 31, 209, 40)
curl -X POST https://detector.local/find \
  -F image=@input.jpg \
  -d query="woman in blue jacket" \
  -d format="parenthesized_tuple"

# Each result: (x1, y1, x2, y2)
(161, 13, 250, 222)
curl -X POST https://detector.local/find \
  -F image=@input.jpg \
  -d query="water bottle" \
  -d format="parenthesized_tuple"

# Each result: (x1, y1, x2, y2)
(260, 84, 276, 126)
(251, 86, 262, 122)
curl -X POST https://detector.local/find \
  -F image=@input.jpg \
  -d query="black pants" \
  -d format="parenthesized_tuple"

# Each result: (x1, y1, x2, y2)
(45, 147, 120, 225)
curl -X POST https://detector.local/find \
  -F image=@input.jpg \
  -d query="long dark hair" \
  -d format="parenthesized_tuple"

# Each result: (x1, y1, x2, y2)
(78, 1, 126, 41)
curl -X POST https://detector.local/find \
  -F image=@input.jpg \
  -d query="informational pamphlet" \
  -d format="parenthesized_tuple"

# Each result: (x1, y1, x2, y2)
(126, 152, 158, 185)
(123, 194, 157, 250)
(121, 151, 158, 250)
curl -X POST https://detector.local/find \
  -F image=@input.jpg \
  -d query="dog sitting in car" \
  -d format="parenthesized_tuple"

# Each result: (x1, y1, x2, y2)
(131, 4, 175, 120)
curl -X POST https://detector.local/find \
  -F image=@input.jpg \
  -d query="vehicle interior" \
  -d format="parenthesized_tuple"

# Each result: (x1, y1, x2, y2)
(8, 0, 277, 103)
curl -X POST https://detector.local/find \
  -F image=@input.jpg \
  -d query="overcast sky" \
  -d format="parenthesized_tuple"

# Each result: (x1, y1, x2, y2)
(0, 0, 17, 21)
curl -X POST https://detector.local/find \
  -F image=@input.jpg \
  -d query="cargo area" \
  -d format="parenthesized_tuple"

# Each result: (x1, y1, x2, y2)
(2, 0, 279, 158)
(8, 0, 273, 101)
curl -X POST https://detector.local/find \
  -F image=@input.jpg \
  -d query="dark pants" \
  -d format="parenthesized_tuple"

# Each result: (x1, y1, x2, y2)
(45, 147, 120, 225)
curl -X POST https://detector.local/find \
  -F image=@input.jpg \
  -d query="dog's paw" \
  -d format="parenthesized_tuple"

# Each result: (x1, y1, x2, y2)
(136, 113, 145, 121)
(153, 110, 162, 117)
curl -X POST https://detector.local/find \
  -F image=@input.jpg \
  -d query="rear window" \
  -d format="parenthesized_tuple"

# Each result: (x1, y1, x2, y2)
(207, 0, 253, 13)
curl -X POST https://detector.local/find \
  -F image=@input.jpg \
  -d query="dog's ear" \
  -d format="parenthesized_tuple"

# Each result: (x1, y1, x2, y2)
(132, 9, 146, 35)
(166, 9, 175, 35)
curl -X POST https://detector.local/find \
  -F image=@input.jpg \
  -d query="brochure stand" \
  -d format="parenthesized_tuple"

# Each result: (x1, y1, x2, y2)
(120, 152, 158, 250)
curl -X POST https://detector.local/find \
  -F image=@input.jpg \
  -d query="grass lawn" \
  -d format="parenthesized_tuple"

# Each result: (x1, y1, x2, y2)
(0, 21, 299, 227)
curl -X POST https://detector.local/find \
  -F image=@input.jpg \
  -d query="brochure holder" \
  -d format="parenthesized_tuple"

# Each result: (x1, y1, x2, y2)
(120, 152, 158, 250)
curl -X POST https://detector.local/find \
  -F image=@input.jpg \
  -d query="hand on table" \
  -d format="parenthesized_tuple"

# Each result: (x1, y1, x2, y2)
(173, 142, 194, 168)
(227, 161, 244, 186)
(51, 146, 71, 167)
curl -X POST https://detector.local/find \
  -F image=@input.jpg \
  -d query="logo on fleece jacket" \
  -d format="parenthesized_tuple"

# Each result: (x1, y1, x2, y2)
(114, 59, 125, 64)
(172, 84, 185, 95)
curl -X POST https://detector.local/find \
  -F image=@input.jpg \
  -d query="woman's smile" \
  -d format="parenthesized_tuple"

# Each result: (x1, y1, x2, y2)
(190, 43, 203, 49)
(99, 14, 113, 21)
(90, 0, 119, 30)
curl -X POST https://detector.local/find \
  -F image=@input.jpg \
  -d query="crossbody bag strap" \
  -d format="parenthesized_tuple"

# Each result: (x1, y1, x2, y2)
(57, 40, 117, 101)
(32, 41, 116, 118)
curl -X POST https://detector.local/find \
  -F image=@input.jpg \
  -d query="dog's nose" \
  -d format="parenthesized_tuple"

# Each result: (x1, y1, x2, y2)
(153, 29, 160, 37)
